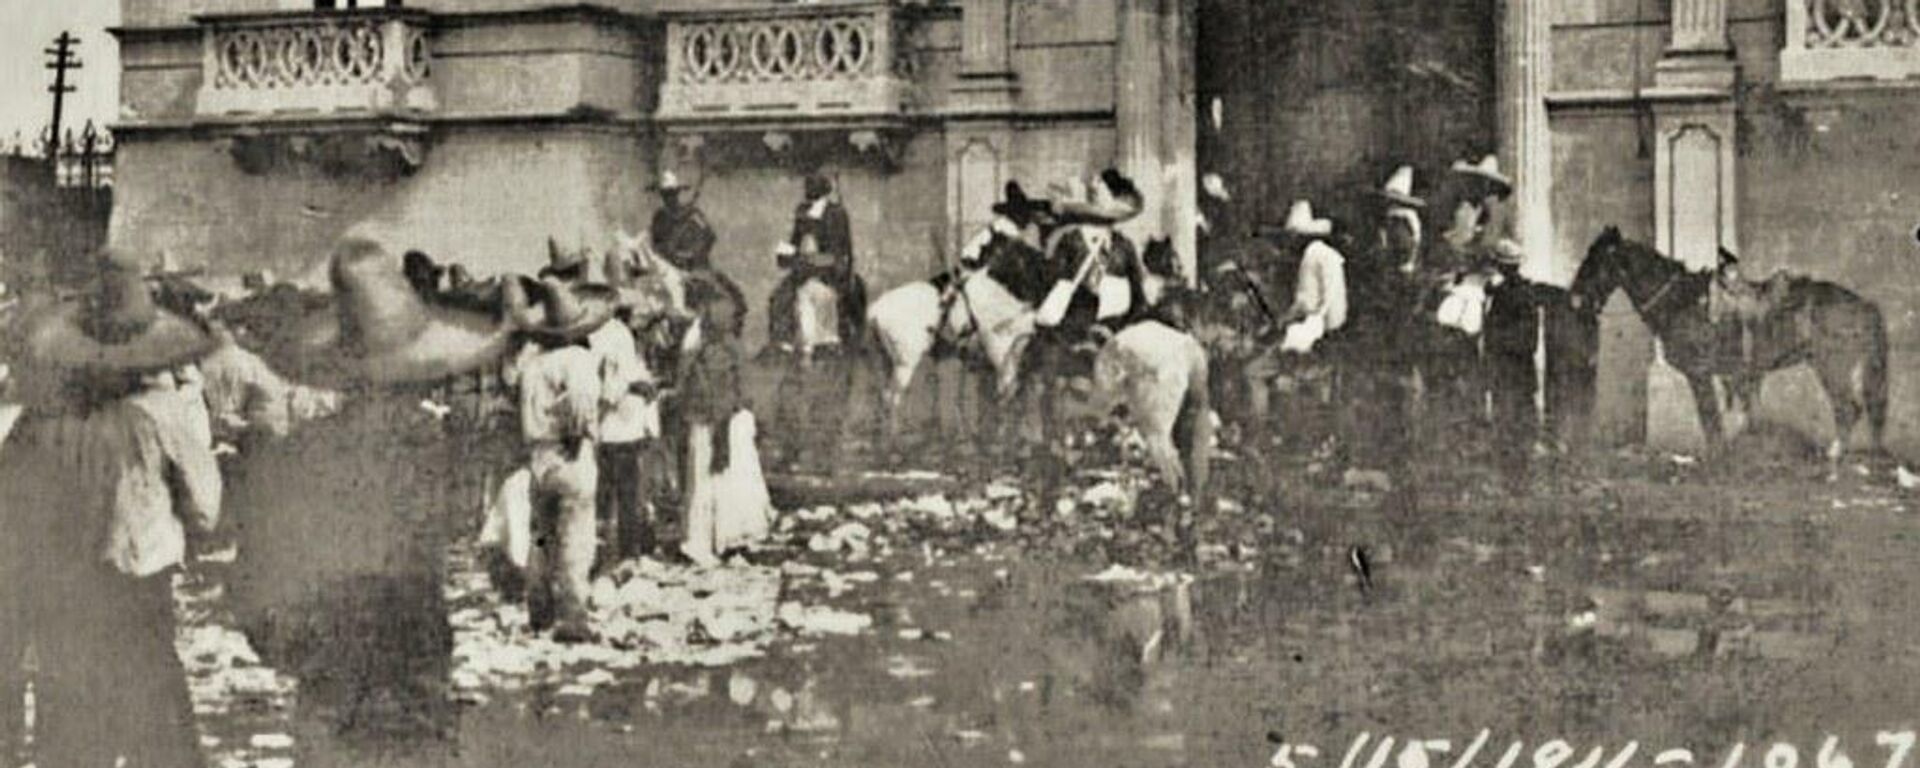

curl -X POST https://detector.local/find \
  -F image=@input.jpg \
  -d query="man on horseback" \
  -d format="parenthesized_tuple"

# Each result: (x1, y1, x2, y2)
(768, 173, 867, 356)
(648, 170, 716, 272)
(960, 182, 1053, 272)
(1338, 166, 1429, 483)
(1239, 200, 1350, 445)
(1033, 169, 1149, 360)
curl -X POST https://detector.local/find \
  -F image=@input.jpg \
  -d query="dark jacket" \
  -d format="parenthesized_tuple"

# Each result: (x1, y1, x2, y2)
(651, 206, 717, 271)
(1485, 264, 1543, 359)
(788, 200, 855, 278)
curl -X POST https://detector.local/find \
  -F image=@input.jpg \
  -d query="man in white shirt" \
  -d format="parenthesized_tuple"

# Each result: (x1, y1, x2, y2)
(1242, 200, 1350, 441)
(589, 315, 659, 561)
(503, 280, 623, 642)
(543, 246, 662, 561)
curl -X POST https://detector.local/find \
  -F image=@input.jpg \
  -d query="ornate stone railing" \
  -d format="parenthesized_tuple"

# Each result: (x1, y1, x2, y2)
(1783, 0, 1920, 83)
(196, 11, 436, 118)
(656, 2, 914, 125)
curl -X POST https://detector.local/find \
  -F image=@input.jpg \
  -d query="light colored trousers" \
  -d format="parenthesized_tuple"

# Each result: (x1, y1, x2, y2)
(527, 440, 598, 629)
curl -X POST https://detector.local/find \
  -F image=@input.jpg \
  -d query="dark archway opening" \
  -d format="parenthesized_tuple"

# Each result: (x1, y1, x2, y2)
(1195, 0, 1498, 237)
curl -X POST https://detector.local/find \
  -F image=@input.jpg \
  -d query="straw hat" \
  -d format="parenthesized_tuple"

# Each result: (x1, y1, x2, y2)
(652, 169, 687, 193)
(521, 278, 618, 345)
(269, 237, 524, 386)
(15, 248, 216, 374)
(1282, 200, 1333, 237)
(1375, 165, 1426, 209)
(1449, 154, 1513, 196)
(540, 238, 592, 280)
(992, 181, 1052, 222)
(1050, 169, 1144, 225)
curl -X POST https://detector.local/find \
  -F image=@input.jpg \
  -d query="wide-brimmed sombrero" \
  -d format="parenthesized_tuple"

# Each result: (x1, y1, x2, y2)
(652, 169, 688, 193)
(1374, 165, 1427, 209)
(1450, 154, 1513, 198)
(539, 237, 594, 281)
(521, 278, 618, 345)
(15, 248, 217, 375)
(1281, 200, 1333, 237)
(1049, 169, 1144, 225)
(268, 237, 526, 387)
(991, 182, 1052, 222)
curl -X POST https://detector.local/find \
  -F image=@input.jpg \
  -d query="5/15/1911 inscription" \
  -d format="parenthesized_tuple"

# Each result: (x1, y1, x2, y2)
(1270, 730, 1917, 768)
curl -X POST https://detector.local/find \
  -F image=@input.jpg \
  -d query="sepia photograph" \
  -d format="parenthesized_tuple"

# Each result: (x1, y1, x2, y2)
(0, 0, 1917, 766)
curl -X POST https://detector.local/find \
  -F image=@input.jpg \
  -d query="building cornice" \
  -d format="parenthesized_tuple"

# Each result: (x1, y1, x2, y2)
(110, 3, 654, 39)
(111, 109, 648, 140)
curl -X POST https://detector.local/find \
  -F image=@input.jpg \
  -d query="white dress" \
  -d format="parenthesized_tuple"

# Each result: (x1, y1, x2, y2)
(681, 410, 776, 566)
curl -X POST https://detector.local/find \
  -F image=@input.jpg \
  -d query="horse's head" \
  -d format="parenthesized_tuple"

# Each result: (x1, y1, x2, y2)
(1573, 225, 1697, 319)
(1571, 225, 1628, 314)
(1143, 236, 1181, 280)
(609, 230, 690, 324)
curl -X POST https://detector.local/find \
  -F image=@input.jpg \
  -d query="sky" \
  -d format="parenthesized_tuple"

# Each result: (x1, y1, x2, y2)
(0, 0, 121, 152)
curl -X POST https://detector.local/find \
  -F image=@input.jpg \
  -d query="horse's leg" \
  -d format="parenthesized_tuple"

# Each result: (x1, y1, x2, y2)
(1684, 373, 1727, 462)
(1174, 345, 1213, 516)
(1812, 355, 1863, 474)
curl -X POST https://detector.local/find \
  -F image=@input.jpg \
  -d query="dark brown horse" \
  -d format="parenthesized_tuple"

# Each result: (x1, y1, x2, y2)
(1571, 226, 1889, 463)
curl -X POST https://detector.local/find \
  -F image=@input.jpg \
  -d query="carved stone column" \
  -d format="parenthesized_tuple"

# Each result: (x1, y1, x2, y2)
(1498, 0, 1559, 287)
(1115, 0, 1164, 247)
(1668, 0, 1731, 55)
(1160, 0, 1199, 283)
(1645, 0, 1741, 452)
(1113, 0, 1198, 280)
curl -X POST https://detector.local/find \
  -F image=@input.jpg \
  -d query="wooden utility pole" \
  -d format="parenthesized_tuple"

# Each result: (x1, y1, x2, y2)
(45, 32, 82, 164)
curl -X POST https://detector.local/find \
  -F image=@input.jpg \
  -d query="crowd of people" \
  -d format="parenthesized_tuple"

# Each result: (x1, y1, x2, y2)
(0, 149, 1577, 765)
(0, 165, 867, 763)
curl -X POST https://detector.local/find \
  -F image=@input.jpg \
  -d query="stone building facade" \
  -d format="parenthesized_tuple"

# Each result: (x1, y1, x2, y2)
(109, 0, 1917, 450)
(1549, 0, 1920, 454)
(109, 0, 1197, 352)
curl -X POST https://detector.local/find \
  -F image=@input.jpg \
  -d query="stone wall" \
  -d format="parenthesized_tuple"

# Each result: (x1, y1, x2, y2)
(110, 127, 650, 282)
(1551, 0, 1920, 454)
(111, 0, 1172, 362)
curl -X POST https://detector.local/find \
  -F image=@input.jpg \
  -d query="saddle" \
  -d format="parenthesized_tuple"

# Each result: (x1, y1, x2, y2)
(1712, 271, 1808, 366)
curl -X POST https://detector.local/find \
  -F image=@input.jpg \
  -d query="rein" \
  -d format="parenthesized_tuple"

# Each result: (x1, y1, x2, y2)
(1638, 269, 1686, 318)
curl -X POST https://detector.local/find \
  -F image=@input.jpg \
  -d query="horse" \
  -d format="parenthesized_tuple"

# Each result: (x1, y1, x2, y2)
(940, 243, 1214, 504)
(771, 261, 862, 472)
(859, 228, 1048, 460)
(1571, 226, 1889, 466)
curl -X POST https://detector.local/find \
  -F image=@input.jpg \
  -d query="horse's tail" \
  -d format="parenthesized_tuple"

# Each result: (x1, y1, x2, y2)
(1173, 337, 1213, 511)
(1865, 305, 1891, 446)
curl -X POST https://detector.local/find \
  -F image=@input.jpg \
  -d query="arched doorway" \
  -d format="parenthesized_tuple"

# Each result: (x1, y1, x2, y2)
(1195, 0, 1498, 235)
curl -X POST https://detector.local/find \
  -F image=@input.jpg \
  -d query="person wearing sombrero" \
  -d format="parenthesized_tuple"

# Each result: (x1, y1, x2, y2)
(960, 181, 1053, 270)
(500, 275, 625, 642)
(649, 169, 717, 272)
(1342, 166, 1431, 486)
(223, 236, 530, 751)
(1434, 154, 1519, 278)
(768, 172, 866, 356)
(0, 248, 222, 768)
(1444, 154, 1542, 495)
(1239, 200, 1351, 443)
(543, 242, 662, 563)
(1033, 168, 1149, 366)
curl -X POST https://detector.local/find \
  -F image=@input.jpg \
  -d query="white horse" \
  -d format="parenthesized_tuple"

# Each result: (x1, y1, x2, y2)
(925, 263, 1213, 500)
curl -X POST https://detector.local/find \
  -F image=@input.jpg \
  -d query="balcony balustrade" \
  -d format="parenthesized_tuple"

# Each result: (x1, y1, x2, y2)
(657, 2, 915, 127)
(1783, 0, 1920, 83)
(195, 10, 436, 119)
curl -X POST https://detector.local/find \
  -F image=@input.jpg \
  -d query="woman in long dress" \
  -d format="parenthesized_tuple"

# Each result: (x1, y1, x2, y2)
(677, 271, 776, 567)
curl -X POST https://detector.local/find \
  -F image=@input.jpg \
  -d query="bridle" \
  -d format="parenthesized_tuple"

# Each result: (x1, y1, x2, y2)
(1587, 240, 1688, 323)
